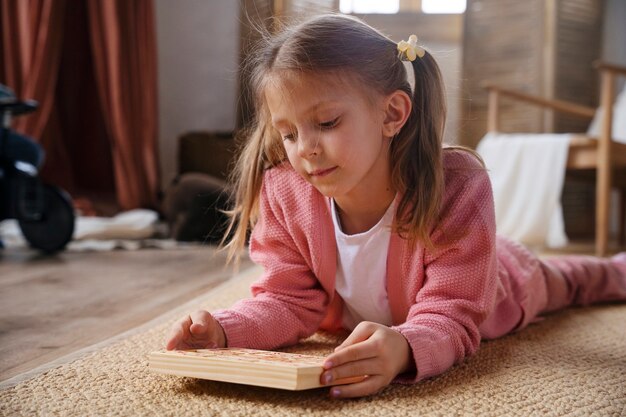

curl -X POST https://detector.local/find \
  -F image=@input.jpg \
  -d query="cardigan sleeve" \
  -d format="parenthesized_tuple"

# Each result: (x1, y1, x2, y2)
(392, 163, 499, 383)
(212, 169, 330, 349)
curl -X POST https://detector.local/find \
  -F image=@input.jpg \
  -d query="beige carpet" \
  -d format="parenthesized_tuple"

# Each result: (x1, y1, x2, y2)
(1, 266, 625, 417)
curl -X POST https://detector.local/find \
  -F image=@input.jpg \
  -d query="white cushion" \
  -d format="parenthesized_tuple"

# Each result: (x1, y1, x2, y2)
(587, 84, 626, 143)
(476, 132, 570, 248)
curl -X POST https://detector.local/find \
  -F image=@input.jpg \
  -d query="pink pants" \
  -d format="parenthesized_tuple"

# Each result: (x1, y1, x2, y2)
(480, 238, 626, 339)
(541, 252, 626, 312)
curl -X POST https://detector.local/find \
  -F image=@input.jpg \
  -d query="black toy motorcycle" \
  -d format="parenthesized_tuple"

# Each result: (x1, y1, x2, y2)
(0, 84, 74, 252)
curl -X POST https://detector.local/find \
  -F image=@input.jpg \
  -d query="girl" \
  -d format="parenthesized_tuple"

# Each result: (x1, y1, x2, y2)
(166, 14, 626, 398)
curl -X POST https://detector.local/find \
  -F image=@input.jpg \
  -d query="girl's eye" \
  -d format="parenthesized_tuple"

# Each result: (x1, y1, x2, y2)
(319, 117, 339, 129)
(282, 132, 296, 142)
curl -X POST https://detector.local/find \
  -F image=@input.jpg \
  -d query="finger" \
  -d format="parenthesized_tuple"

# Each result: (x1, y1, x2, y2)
(165, 328, 183, 350)
(189, 310, 217, 337)
(190, 310, 213, 328)
(165, 316, 192, 350)
(190, 310, 224, 348)
(335, 322, 377, 351)
(189, 322, 206, 335)
(329, 375, 386, 399)
(321, 357, 381, 386)
(325, 338, 378, 370)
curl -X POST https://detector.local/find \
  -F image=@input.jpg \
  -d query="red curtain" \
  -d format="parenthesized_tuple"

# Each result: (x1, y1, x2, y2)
(87, 0, 160, 210)
(0, 0, 160, 211)
(0, 0, 66, 140)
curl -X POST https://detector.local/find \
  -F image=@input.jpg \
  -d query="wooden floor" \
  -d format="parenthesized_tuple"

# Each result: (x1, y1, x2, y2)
(0, 245, 252, 382)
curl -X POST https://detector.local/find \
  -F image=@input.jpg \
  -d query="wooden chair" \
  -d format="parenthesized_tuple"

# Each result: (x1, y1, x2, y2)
(483, 62, 626, 256)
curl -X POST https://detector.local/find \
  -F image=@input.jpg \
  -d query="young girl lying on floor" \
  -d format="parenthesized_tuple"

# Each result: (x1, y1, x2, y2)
(166, 14, 626, 399)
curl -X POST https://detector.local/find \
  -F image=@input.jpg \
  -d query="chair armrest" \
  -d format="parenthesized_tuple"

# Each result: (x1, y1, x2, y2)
(482, 83, 596, 119)
(594, 61, 626, 77)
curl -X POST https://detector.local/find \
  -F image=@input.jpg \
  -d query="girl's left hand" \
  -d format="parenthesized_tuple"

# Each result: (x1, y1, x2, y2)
(321, 321, 413, 398)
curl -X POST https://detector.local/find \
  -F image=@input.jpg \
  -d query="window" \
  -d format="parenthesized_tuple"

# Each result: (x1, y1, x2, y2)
(422, 0, 466, 14)
(339, 0, 466, 14)
(339, 0, 399, 14)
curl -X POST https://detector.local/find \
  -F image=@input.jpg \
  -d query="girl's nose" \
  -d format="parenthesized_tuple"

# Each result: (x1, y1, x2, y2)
(297, 131, 320, 158)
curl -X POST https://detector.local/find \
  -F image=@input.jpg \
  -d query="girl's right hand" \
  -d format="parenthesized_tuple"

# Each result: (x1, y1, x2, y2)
(165, 310, 226, 350)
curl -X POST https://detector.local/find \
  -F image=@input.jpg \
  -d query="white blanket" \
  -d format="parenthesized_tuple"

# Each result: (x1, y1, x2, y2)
(476, 132, 571, 248)
(0, 209, 178, 251)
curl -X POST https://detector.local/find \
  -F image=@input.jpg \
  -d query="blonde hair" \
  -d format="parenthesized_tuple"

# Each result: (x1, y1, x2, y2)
(222, 14, 448, 262)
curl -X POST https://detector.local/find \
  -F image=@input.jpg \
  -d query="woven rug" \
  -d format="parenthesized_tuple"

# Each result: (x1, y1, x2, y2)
(1, 266, 625, 417)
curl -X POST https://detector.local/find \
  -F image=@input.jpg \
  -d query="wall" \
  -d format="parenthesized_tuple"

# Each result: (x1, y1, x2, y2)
(603, 0, 626, 90)
(155, 1, 239, 189)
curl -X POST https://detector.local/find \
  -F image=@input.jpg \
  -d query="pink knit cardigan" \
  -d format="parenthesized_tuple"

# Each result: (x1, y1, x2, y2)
(213, 149, 546, 382)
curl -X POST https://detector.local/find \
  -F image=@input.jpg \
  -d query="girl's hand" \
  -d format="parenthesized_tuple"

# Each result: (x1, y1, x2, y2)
(321, 321, 413, 398)
(165, 310, 226, 350)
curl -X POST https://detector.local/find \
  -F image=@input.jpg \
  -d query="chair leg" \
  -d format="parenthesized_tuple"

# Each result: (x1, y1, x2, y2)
(596, 70, 614, 257)
(595, 169, 611, 257)
(618, 188, 626, 248)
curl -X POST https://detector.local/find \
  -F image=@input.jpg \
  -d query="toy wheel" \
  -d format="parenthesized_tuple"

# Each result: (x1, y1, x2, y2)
(18, 184, 75, 253)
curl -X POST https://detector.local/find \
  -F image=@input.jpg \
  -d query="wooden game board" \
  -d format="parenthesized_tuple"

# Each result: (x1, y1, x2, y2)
(148, 348, 366, 390)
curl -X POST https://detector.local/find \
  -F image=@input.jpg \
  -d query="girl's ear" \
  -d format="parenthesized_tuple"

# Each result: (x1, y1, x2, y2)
(381, 90, 412, 138)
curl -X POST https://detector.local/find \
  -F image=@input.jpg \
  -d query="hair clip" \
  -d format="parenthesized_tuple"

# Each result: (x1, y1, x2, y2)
(397, 35, 425, 61)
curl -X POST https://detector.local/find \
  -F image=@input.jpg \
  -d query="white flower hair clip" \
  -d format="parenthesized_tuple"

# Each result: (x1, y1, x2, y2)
(397, 35, 425, 61)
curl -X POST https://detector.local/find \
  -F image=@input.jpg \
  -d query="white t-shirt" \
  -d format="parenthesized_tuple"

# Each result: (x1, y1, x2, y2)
(331, 198, 394, 330)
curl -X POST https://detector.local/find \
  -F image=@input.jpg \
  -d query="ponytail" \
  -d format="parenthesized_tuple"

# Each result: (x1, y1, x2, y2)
(389, 51, 446, 249)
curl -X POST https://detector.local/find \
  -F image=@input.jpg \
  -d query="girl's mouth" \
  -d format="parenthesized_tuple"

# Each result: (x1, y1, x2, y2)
(309, 167, 337, 177)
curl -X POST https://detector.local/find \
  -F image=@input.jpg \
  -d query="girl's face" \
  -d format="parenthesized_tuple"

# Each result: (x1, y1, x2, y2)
(264, 72, 394, 208)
